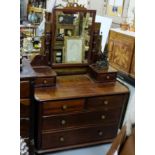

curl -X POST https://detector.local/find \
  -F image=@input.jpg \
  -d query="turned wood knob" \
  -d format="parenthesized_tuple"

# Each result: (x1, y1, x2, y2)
(43, 80, 47, 84)
(106, 75, 110, 79)
(104, 100, 108, 105)
(98, 131, 103, 136)
(60, 137, 64, 142)
(61, 120, 66, 125)
(101, 115, 106, 120)
(62, 105, 68, 110)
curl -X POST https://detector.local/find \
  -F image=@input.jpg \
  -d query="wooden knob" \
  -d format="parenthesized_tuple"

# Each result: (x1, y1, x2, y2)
(106, 75, 110, 79)
(43, 80, 47, 84)
(104, 100, 108, 105)
(101, 115, 106, 120)
(60, 137, 64, 142)
(98, 131, 103, 136)
(62, 105, 67, 110)
(61, 120, 66, 125)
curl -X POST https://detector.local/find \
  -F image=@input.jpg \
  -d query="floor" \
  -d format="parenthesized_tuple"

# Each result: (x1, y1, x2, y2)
(46, 78, 135, 155)
(46, 144, 111, 155)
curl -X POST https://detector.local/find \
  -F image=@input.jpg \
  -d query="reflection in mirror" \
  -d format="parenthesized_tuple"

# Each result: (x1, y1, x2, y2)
(53, 9, 95, 65)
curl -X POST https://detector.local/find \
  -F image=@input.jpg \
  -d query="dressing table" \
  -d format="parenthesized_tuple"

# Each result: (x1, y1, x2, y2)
(20, 4, 130, 155)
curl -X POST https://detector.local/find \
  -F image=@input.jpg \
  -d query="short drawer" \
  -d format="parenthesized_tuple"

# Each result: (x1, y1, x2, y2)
(96, 73, 117, 83)
(35, 77, 56, 87)
(43, 99, 85, 115)
(20, 99, 30, 117)
(86, 95, 125, 110)
(20, 118, 30, 138)
(20, 81, 30, 98)
(42, 108, 122, 131)
(41, 124, 118, 149)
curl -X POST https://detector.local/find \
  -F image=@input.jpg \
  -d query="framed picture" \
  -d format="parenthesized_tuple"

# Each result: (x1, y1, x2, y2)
(63, 36, 84, 63)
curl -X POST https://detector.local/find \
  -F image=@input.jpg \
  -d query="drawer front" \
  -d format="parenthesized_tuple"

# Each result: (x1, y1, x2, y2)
(20, 119, 30, 138)
(20, 81, 30, 98)
(42, 108, 122, 131)
(96, 73, 117, 83)
(86, 95, 125, 110)
(20, 99, 30, 118)
(43, 99, 85, 115)
(35, 77, 56, 87)
(41, 124, 118, 149)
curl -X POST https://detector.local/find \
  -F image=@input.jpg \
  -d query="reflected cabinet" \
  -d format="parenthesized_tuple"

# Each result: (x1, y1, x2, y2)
(51, 7, 96, 65)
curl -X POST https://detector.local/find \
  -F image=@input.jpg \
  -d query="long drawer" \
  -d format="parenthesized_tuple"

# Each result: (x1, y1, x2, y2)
(41, 124, 118, 149)
(42, 108, 122, 131)
(43, 99, 85, 116)
(86, 94, 125, 110)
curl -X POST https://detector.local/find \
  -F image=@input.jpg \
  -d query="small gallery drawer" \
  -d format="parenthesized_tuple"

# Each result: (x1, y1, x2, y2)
(96, 73, 117, 83)
(41, 124, 118, 149)
(86, 95, 125, 110)
(35, 77, 56, 87)
(20, 118, 30, 138)
(42, 108, 122, 131)
(20, 81, 30, 98)
(20, 99, 30, 118)
(43, 99, 85, 115)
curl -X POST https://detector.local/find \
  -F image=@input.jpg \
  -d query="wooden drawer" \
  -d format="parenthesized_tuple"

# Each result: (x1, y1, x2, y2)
(96, 73, 116, 83)
(20, 118, 30, 138)
(20, 81, 30, 98)
(42, 108, 122, 131)
(35, 77, 56, 87)
(86, 95, 125, 110)
(20, 99, 30, 118)
(41, 124, 118, 149)
(43, 99, 85, 116)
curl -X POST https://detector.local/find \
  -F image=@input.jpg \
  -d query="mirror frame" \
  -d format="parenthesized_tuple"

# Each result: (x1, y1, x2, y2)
(51, 6, 96, 69)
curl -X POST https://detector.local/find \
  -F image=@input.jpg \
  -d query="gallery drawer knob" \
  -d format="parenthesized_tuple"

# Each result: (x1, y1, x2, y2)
(101, 115, 106, 120)
(43, 80, 47, 84)
(60, 137, 64, 142)
(104, 100, 108, 105)
(61, 120, 66, 125)
(98, 131, 103, 136)
(62, 105, 68, 110)
(106, 75, 110, 79)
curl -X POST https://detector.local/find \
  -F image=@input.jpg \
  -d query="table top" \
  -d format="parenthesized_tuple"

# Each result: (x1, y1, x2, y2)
(35, 74, 129, 102)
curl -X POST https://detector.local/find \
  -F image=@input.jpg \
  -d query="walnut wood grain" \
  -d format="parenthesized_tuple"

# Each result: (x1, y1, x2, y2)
(34, 74, 129, 101)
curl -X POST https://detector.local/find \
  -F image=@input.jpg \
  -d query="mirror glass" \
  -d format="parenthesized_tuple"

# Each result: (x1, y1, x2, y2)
(53, 10, 95, 64)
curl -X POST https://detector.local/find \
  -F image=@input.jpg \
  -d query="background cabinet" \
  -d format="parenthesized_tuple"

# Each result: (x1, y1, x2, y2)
(108, 29, 135, 79)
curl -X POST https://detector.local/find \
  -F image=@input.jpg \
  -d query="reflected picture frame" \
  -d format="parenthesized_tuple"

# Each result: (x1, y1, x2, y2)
(63, 36, 84, 63)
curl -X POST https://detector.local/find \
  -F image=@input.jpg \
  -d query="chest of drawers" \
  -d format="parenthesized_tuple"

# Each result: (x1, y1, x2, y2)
(34, 75, 129, 154)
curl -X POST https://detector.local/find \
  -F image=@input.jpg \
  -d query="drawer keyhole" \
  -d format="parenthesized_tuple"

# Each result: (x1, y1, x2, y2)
(60, 137, 64, 142)
(61, 120, 66, 125)
(62, 105, 68, 110)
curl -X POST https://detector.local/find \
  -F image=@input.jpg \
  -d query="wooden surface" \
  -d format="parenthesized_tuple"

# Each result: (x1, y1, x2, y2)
(35, 74, 129, 101)
(108, 30, 135, 79)
(20, 58, 57, 80)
